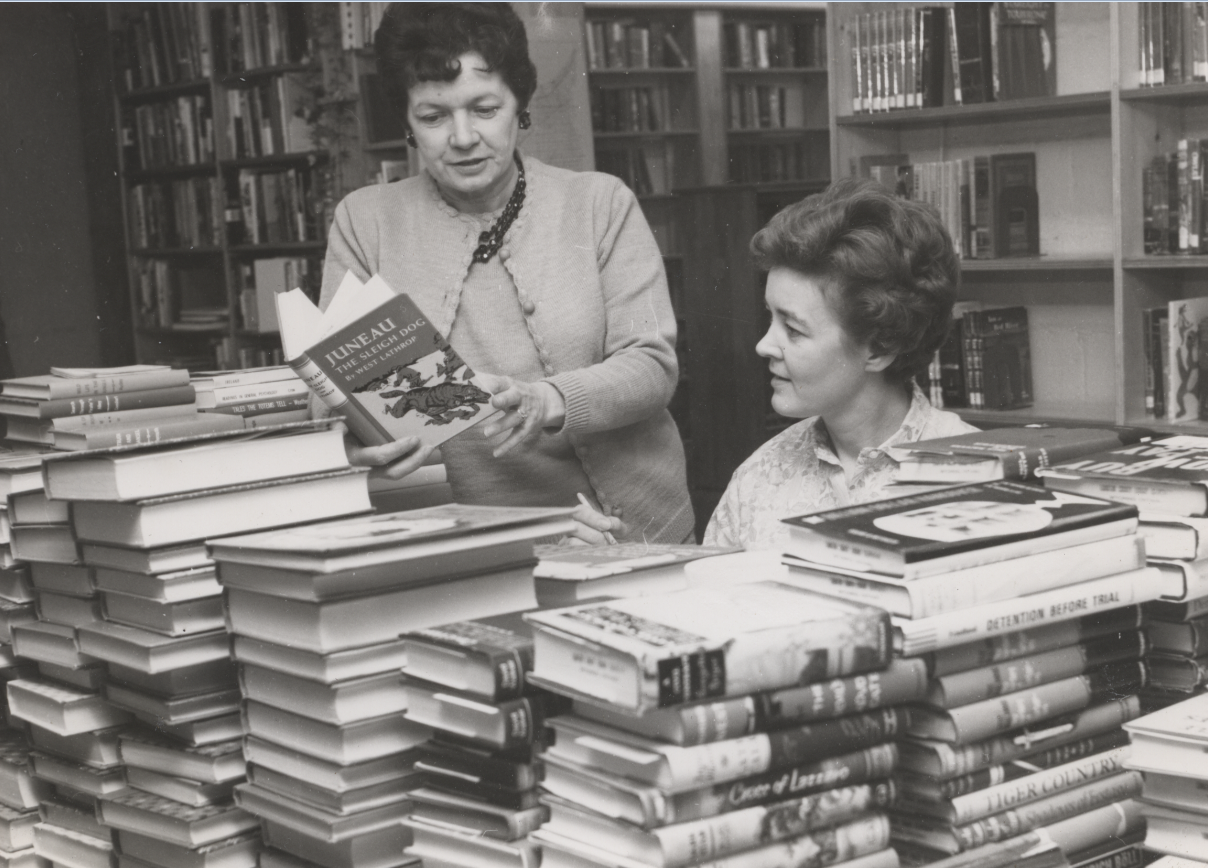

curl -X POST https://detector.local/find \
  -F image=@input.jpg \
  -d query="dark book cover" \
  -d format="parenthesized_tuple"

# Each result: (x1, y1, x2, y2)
(992, 2, 1056, 100)
(403, 620, 534, 702)
(990, 153, 1039, 256)
(781, 480, 1137, 565)
(952, 3, 995, 104)
(1049, 435, 1208, 488)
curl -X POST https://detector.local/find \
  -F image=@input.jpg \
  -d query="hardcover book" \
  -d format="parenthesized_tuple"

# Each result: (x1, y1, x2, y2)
(991, 2, 1057, 100)
(401, 619, 533, 702)
(780, 480, 1137, 578)
(276, 271, 496, 447)
(1, 366, 186, 400)
(242, 700, 432, 765)
(532, 543, 740, 607)
(402, 680, 569, 751)
(525, 581, 891, 713)
(1043, 434, 1208, 516)
(97, 789, 258, 849)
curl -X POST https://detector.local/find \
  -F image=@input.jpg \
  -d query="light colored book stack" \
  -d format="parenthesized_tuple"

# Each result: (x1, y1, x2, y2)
(776, 480, 1169, 868)
(0, 366, 236, 452)
(25, 418, 374, 868)
(190, 366, 310, 429)
(521, 579, 906, 868)
(1038, 434, 1208, 710)
(210, 504, 574, 868)
(1122, 693, 1208, 863)
(399, 616, 568, 868)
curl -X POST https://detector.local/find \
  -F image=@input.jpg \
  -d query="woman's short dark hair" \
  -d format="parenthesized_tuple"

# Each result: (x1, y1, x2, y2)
(375, 3, 538, 118)
(751, 177, 960, 385)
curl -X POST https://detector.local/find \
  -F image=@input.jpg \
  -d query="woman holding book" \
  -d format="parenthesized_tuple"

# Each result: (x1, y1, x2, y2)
(703, 179, 977, 551)
(319, 3, 692, 545)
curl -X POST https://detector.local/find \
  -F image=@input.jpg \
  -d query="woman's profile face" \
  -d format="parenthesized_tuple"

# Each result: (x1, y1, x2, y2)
(756, 268, 877, 420)
(407, 51, 521, 211)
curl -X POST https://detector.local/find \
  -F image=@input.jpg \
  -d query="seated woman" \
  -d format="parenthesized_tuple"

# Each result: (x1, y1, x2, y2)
(703, 178, 977, 551)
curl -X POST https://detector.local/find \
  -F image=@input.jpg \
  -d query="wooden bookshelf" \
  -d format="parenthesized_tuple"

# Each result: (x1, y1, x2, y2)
(108, 2, 337, 370)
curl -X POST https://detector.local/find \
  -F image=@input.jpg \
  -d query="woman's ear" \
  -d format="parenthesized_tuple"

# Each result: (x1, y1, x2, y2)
(864, 347, 897, 374)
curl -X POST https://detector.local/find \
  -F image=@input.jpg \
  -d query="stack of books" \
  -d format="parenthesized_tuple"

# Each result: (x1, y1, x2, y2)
(776, 480, 1172, 868)
(1042, 434, 1208, 706)
(400, 617, 567, 867)
(1123, 692, 1208, 863)
(522, 580, 905, 868)
(0, 366, 235, 451)
(212, 504, 574, 868)
(190, 366, 310, 428)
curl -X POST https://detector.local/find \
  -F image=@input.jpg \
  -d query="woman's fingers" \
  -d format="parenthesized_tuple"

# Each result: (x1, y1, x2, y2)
(346, 435, 434, 481)
(378, 442, 436, 480)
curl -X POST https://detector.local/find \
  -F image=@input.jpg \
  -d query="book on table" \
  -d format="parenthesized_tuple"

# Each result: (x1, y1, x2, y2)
(97, 789, 258, 849)
(402, 680, 568, 752)
(0, 384, 197, 419)
(406, 786, 545, 841)
(231, 636, 406, 684)
(241, 700, 432, 765)
(0, 366, 187, 400)
(53, 411, 246, 452)
(402, 815, 541, 868)
(525, 581, 891, 714)
(1139, 512, 1208, 560)
(5, 679, 132, 737)
(238, 665, 406, 726)
(1041, 435, 1208, 516)
(276, 270, 497, 447)
(780, 480, 1138, 579)
(892, 425, 1153, 484)
(400, 616, 534, 702)
(118, 729, 247, 784)
(1122, 691, 1208, 777)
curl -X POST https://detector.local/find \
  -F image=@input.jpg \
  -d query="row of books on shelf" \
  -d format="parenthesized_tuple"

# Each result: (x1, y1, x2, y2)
(585, 18, 691, 71)
(213, 342, 286, 374)
(869, 151, 1039, 260)
(727, 83, 808, 131)
(589, 86, 675, 135)
(111, 4, 211, 93)
(207, 3, 314, 77)
(850, 3, 1056, 115)
(120, 96, 214, 172)
(132, 261, 224, 333)
(925, 304, 1033, 412)
(1144, 139, 1208, 256)
(232, 168, 326, 246)
(225, 75, 316, 160)
(127, 178, 222, 251)
(728, 138, 828, 186)
(1139, 2, 1208, 87)
(1141, 297, 1208, 424)
(595, 146, 672, 198)
(723, 17, 827, 70)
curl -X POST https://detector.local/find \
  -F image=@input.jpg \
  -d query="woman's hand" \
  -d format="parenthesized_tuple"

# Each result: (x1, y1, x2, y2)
(345, 435, 435, 482)
(478, 373, 567, 458)
(567, 492, 625, 546)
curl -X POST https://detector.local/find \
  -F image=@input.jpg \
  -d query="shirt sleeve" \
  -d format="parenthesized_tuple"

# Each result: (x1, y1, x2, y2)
(702, 471, 743, 549)
(545, 178, 679, 434)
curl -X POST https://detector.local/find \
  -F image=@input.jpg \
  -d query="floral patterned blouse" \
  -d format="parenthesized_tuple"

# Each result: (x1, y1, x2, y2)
(703, 384, 977, 551)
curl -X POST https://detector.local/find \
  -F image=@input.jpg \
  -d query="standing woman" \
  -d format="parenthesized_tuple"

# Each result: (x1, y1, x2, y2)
(320, 3, 694, 544)
(704, 179, 977, 551)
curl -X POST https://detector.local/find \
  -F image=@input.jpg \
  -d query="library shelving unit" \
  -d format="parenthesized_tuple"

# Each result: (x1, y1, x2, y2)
(829, 2, 1208, 435)
(108, 3, 341, 370)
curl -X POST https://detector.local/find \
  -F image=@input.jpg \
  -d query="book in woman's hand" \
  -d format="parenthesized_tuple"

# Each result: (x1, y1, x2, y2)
(276, 271, 497, 447)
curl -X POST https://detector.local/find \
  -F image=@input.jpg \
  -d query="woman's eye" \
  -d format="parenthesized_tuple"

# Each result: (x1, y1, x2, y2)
(416, 113, 442, 125)
(475, 106, 499, 118)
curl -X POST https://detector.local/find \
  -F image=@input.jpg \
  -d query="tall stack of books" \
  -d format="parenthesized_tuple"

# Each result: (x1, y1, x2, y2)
(0, 367, 233, 451)
(1042, 435, 1208, 706)
(522, 580, 905, 868)
(0, 449, 62, 868)
(190, 366, 309, 428)
(776, 481, 1172, 868)
(399, 617, 567, 867)
(16, 419, 372, 868)
(211, 504, 574, 868)
(1123, 692, 1208, 863)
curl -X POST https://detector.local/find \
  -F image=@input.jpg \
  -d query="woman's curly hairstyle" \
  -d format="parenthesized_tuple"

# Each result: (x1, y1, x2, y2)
(751, 177, 961, 385)
(374, 3, 538, 119)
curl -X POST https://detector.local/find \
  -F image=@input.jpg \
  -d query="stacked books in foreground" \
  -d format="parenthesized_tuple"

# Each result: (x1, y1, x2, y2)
(1123, 692, 1208, 864)
(524, 579, 906, 868)
(190, 366, 309, 429)
(215, 504, 574, 868)
(777, 480, 1175, 868)
(1041, 434, 1208, 707)
(400, 618, 568, 867)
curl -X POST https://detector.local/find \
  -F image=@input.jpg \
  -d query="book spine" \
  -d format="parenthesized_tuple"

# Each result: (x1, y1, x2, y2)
(927, 632, 1146, 709)
(946, 746, 1130, 825)
(932, 662, 1145, 745)
(42, 370, 190, 399)
(1074, 844, 1145, 868)
(952, 771, 1143, 852)
(58, 415, 244, 450)
(897, 569, 1159, 656)
(201, 395, 309, 417)
(286, 351, 390, 446)
(664, 708, 907, 790)
(929, 607, 1143, 677)
(34, 386, 197, 419)
(487, 645, 533, 702)
(670, 744, 897, 824)
(655, 782, 894, 865)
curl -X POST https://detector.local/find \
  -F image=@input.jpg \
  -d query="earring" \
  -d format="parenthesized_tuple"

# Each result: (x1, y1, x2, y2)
(518, 110, 532, 130)
(405, 130, 417, 148)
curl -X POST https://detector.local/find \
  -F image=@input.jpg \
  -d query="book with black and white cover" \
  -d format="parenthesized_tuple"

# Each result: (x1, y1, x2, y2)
(241, 700, 431, 765)
(780, 480, 1137, 579)
(413, 737, 544, 792)
(402, 680, 568, 751)
(526, 581, 891, 714)
(1042, 435, 1208, 516)
(400, 618, 534, 702)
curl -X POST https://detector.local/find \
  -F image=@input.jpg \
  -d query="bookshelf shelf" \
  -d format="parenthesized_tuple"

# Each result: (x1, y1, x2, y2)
(723, 67, 827, 76)
(136, 325, 228, 337)
(118, 79, 210, 102)
(130, 247, 223, 257)
(228, 242, 327, 256)
(835, 91, 1111, 128)
(592, 130, 701, 140)
(960, 256, 1114, 273)
(959, 402, 1120, 429)
(219, 152, 328, 170)
(1119, 82, 1208, 103)
(125, 165, 218, 182)
(219, 62, 320, 86)
(1123, 258, 1208, 271)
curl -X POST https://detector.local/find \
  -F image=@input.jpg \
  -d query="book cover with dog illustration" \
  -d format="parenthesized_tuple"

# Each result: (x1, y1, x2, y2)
(277, 273, 496, 447)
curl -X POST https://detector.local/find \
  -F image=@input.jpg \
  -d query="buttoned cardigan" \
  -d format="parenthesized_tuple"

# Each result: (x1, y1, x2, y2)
(319, 155, 694, 545)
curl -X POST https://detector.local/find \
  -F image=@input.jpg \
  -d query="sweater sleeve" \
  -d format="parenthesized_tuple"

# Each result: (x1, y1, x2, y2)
(545, 178, 679, 433)
(319, 192, 379, 312)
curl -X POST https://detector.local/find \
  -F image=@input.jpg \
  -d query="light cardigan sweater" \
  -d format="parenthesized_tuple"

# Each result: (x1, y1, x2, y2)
(319, 156, 694, 544)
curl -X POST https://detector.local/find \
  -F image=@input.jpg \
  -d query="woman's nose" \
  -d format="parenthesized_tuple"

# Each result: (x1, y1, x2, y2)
(755, 328, 779, 359)
(450, 112, 478, 148)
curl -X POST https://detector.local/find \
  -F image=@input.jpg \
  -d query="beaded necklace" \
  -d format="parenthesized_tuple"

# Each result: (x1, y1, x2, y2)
(472, 153, 526, 264)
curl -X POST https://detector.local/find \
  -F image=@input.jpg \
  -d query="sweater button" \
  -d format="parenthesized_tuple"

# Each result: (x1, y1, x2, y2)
(522, 300, 536, 315)
(499, 247, 511, 261)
